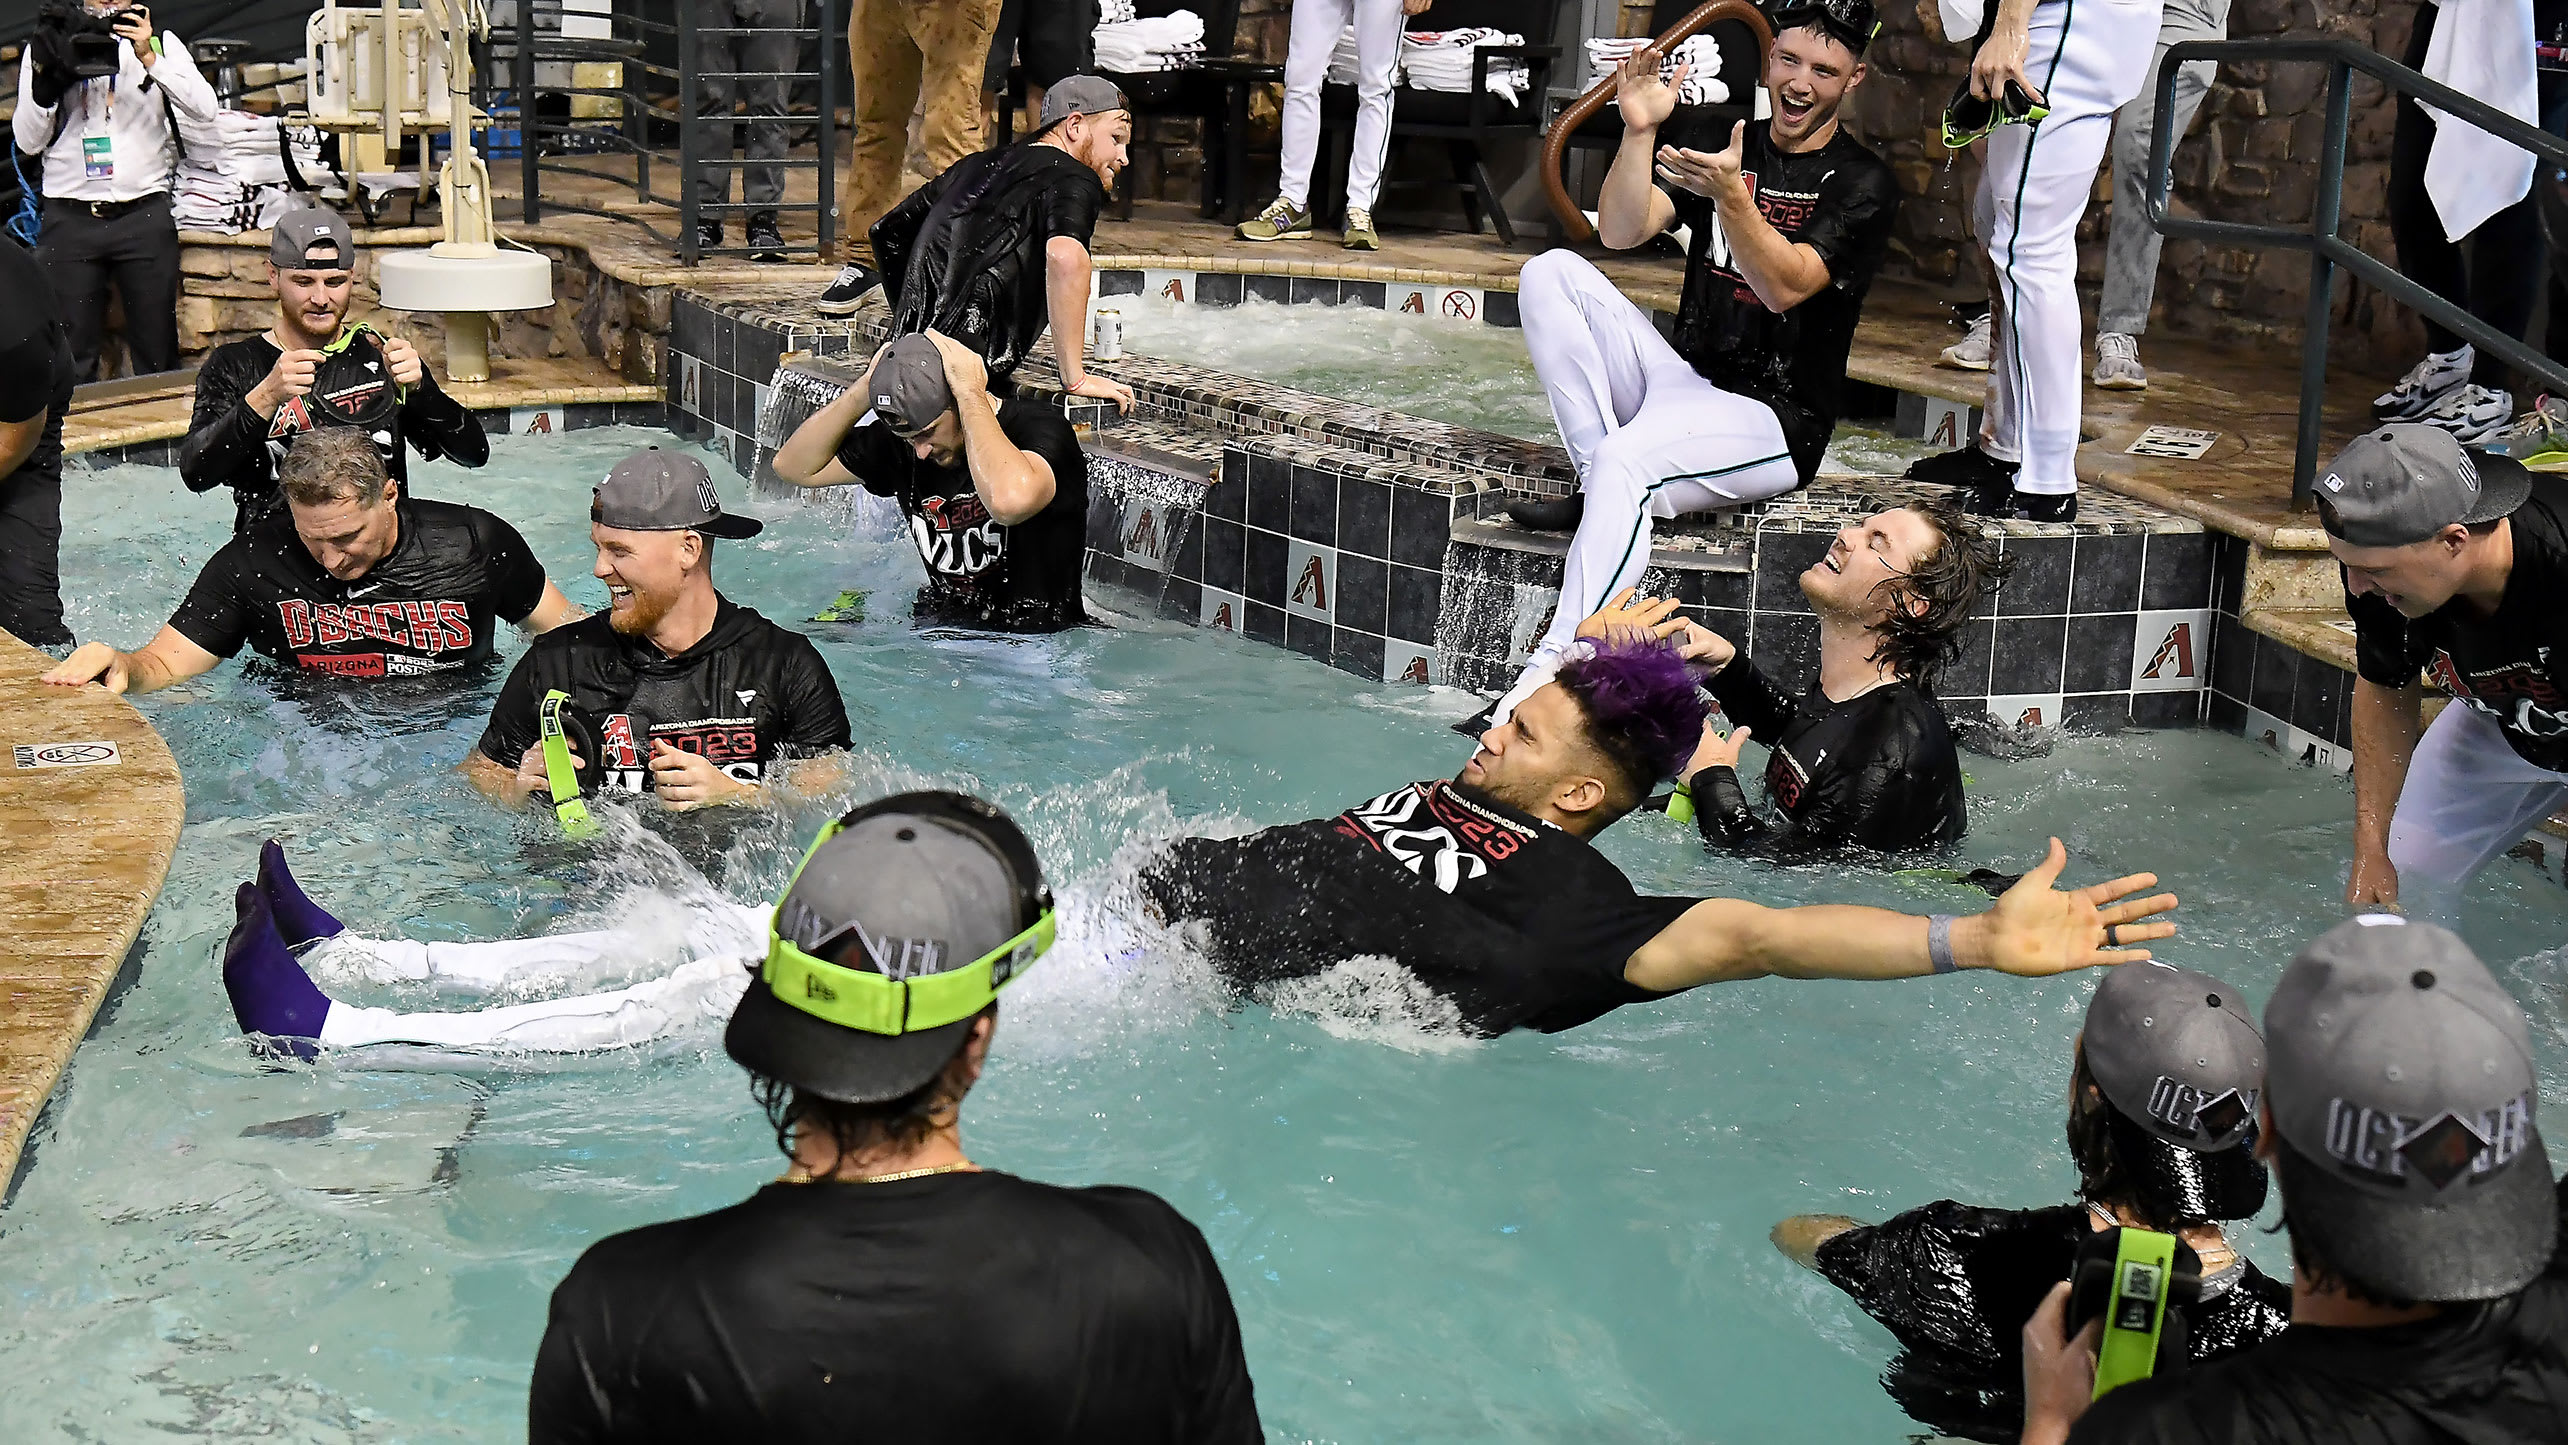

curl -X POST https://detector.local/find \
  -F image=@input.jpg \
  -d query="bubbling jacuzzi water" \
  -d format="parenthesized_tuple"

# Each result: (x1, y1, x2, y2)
(3, 424, 2563, 1443)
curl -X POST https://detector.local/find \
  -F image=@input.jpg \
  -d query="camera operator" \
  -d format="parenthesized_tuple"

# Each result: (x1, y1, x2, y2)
(12, 1, 216, 382)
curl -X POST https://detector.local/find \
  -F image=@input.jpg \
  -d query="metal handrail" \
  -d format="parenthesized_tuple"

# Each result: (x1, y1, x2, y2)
(1538, 0, 1773, 244)
(2143, 37, 2568, 507)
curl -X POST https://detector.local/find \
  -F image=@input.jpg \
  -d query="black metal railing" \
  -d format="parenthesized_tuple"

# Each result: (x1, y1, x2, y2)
(497, 0, 837, 264)
(2143, 37, 2568, 508)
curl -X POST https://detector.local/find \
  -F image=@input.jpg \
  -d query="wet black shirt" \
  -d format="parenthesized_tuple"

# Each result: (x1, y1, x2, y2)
(1687, 650, 1966, 856)
(2351, 475, 2568, 772)
(874, 142, 1106, 380)
(1664, 126, 1899, 485)
(181, 330, 491, 533)
(0, 239, 73, 498)
(167, 496, 546, 677)
(476, 597, 850, 794)
(835, 397, 1089, 632)
(1146, 779, 1694, 1035)
(529, 1173, 1262, 1445)
(1817, 1202, 2292, 1444)
(2068, 1179, 2568, 1445)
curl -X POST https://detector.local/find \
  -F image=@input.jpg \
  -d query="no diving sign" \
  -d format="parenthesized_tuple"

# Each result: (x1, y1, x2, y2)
(15, 741, 122, 769)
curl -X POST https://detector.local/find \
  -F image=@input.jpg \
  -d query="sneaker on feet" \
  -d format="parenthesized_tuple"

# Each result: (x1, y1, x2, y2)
(1506, 493, 1586, 532)
(746, 212, 786, 263)
(2494, 393, 2568, 465)
(1237, 197, 1314, 242)
(2092, 331, 2148, 390)
(2417, 383, 2515, 446)
(2373, 346, 2474, 421)
(1905, 442, 2015, 490)
(1343, 206, 1380, 250)
(695, 220, 723, 251)
(1940, 313, 1993, 371)
(814, 260, 883, 316)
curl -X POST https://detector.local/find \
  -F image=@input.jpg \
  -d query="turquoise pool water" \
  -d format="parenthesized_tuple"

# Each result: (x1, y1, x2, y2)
(3, 425, 2564, 1442)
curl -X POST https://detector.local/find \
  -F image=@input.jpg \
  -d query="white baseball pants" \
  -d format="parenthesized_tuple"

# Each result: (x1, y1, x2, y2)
(1976, 0, 2162, 496)
(2388, 702, 2568, 886)
(1494, 250, 1797, 715)
(1279, 0, 1405, 213)
(311, 902, 770, 1053)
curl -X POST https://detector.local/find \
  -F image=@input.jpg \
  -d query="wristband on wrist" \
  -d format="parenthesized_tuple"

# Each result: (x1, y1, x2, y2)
(1927, 915, 1959, 975)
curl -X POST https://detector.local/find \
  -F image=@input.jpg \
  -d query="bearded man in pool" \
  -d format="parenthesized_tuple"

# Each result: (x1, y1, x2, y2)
(222, 617, 2176, 1056)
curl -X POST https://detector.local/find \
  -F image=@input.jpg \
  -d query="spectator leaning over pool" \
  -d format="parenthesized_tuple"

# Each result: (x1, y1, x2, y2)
(40, 429, 578, 693)
(463, 448, 852, 812)
(2323, 424, 2568, 910)
(2018, 914, 2568, 1445)
(0, 237, 80, 651)
(814, 73, 1137, 416)
(773, 332, 1090, 634)
(181, 207, 490, 536)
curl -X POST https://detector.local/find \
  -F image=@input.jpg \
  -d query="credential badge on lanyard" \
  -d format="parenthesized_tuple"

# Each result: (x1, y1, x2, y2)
(82, 76, 116, 180)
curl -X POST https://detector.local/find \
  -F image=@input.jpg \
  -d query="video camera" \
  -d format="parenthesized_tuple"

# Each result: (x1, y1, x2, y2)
(35, 0, 145, 81)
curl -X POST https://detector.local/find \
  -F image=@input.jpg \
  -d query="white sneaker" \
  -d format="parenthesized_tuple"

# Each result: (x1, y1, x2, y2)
(2418, 383, 2515, 446)
(2374, 346, 2474, 421)
(1940, 313, 1992, 371)
(2091, 331, 2147, 390)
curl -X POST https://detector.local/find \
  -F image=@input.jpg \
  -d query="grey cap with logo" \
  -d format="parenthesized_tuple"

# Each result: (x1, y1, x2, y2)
(270, 205, 355, 269)
(2314, 423, 2533, 548)
(592, 447, 763, 538)
(1039, 74, 1128, 127)
(2264, 914, 2554, 1301)
(2083, 959, 2272, 1219)
(867, 334, 957, 438)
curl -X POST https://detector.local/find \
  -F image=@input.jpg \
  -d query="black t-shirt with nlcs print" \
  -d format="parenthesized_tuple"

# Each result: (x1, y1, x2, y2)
(873, 142, 1107, 380)
(1145, 778, 1696, 1035)
(835, 397, 1090, 632)
(1688, 649, 1967, 856)
(1665, 125, 1899, 486)
(2351, 474, 2568, 772)
(167, 496, 546, 677)
(476, 597, 851, 795)
(529, 1172, 1263, 1445)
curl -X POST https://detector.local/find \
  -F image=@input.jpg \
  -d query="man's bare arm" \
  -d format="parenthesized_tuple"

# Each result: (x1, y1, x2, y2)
(2348, 677, 2423, 906)
(0, 409, 46, 482)
(41, 628, 225, 695)
(521, 580, 585, 633)
(772, 383, 871, 489)
(1772, 1214, 1864, 1269)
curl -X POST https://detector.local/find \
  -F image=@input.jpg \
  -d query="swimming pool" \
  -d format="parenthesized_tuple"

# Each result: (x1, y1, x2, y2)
(4, 425, 2564, 1441)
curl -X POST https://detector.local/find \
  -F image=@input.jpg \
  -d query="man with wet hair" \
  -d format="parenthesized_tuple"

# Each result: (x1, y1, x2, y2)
(1147, 628, 2179, 1037)
(41, 428, 577, 693)
(2020, 915, 2567, 1445)
(2325, 424, 2568, 911)
(1494, 0, 1898, 718)
(1657, 496, 2012, 855)
(815, 74, 1136, 414)
(1774, 959, 2288, 1440)
(520, 792, 1264, 1441)
(181, 207, 488, 534)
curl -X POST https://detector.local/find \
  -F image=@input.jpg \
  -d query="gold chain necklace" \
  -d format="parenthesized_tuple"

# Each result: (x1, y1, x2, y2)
(780, 1160, 977, 1186)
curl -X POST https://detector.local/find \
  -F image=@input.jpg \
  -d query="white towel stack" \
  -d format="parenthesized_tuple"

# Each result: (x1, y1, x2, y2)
(1093, 8, 1205, 72)
(1399, 29, 1530, 106)
(1098, 0, 1137, 22)
(169, 109, 302, 234)
(1587, 34, 1729, 105)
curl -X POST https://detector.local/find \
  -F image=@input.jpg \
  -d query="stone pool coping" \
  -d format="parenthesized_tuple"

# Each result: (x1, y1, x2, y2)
(0, 632, 186, 1204)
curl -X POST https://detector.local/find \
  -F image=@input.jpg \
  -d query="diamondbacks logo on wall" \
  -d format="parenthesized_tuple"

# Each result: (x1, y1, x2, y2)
(1397, 655, 1431, 683)
(2142, 621, 2197, 681)
(1159, 277, 1186, 302)
(1335, 781, 1531, 893)
(1292, 555, 1328, 610)
(911, 492, 1005, 578)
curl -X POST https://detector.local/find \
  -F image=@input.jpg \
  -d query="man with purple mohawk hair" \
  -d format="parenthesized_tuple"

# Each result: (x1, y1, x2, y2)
(1144, 622, 2177, 1037)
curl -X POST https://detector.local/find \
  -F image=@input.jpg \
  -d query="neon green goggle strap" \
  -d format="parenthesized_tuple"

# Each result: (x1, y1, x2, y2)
(321, 320, 412, 401)
(2090, 1227, 2179, 1398)
(758, 818, 1054, 1035)
(538, 689, 599, 840)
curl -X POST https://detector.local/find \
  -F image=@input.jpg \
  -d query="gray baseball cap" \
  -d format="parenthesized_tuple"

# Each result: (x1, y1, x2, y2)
(2264, 915, 2554, 1302)
(867, 334, 956, 437)
(269, 206, 354, 270)
(2084, 960, 2271, 1220)
(592, 447, 763, 538)
(726, 793, 1053, 1104)
(2314, 424, 2533, 548)
(1039, 74, 1128, 128)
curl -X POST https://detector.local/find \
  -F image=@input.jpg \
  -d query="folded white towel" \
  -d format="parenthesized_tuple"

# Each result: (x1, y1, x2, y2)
(1399, 28, 1529, 106)
(1586, 34, 1728, 105)
(1098, 0, 1137, 23)
(1094, 11, 1205, 73)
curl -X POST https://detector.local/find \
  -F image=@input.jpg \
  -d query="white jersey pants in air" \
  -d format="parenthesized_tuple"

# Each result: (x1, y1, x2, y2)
(2387, 702, 2568, 886)
(1278, 0, 1405, 214)
(1495, 249, 1798, 716)
(311, 902, 772, 1053)
(1975, 0, 2161, 496)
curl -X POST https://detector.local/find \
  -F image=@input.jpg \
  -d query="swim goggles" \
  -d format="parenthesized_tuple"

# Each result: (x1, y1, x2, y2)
(319, 320, 413, 401)
(538, 688, 599, 839)
(1770, 0, 1881, 53)
(1940, 76, 2050, 150)
(759, 797, 1057, 1036)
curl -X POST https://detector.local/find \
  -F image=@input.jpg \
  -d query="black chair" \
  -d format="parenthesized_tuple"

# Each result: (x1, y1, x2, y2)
(1554, 1, 1760, 182)
(1310, 0, 1564, 244)
(993, 0, 1265, 223)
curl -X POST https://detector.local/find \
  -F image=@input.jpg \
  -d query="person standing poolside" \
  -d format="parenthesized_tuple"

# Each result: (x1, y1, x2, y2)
(40, 429, 577, 692)
(2086, 0, 2225, 392)
(181, 207, 490, 535)
(520, 793, 1264, 1443)
(2319, 425, 2568, 908)
(463, 449, 851, 811)
(1774, 960, 2288, 1441)
(1235, 0, 1429, 251)
(774, 332, 1088, 633)
(1496, 1, 1898, 713)
(0, 236, 79, 650)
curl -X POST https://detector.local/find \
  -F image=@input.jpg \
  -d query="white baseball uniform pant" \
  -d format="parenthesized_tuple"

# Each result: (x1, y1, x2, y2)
(1977, 0, 2162, 496)
(2388, 702, 2568, 886)
(1279, 0, 1405, 214)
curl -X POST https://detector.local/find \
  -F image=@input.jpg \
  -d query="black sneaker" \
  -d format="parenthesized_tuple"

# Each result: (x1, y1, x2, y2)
(695, 220, 723, 251)
(1904, 443, 2015, 489)
(746, 212, 786, 263)
(815, 260, 883, 317)
(1507, 493, 1586, 532)
(2009, 489, 2079, 523)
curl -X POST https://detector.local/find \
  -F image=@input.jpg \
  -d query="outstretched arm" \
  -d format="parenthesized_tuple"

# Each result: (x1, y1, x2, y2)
(1624, 839, 2175, 992)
